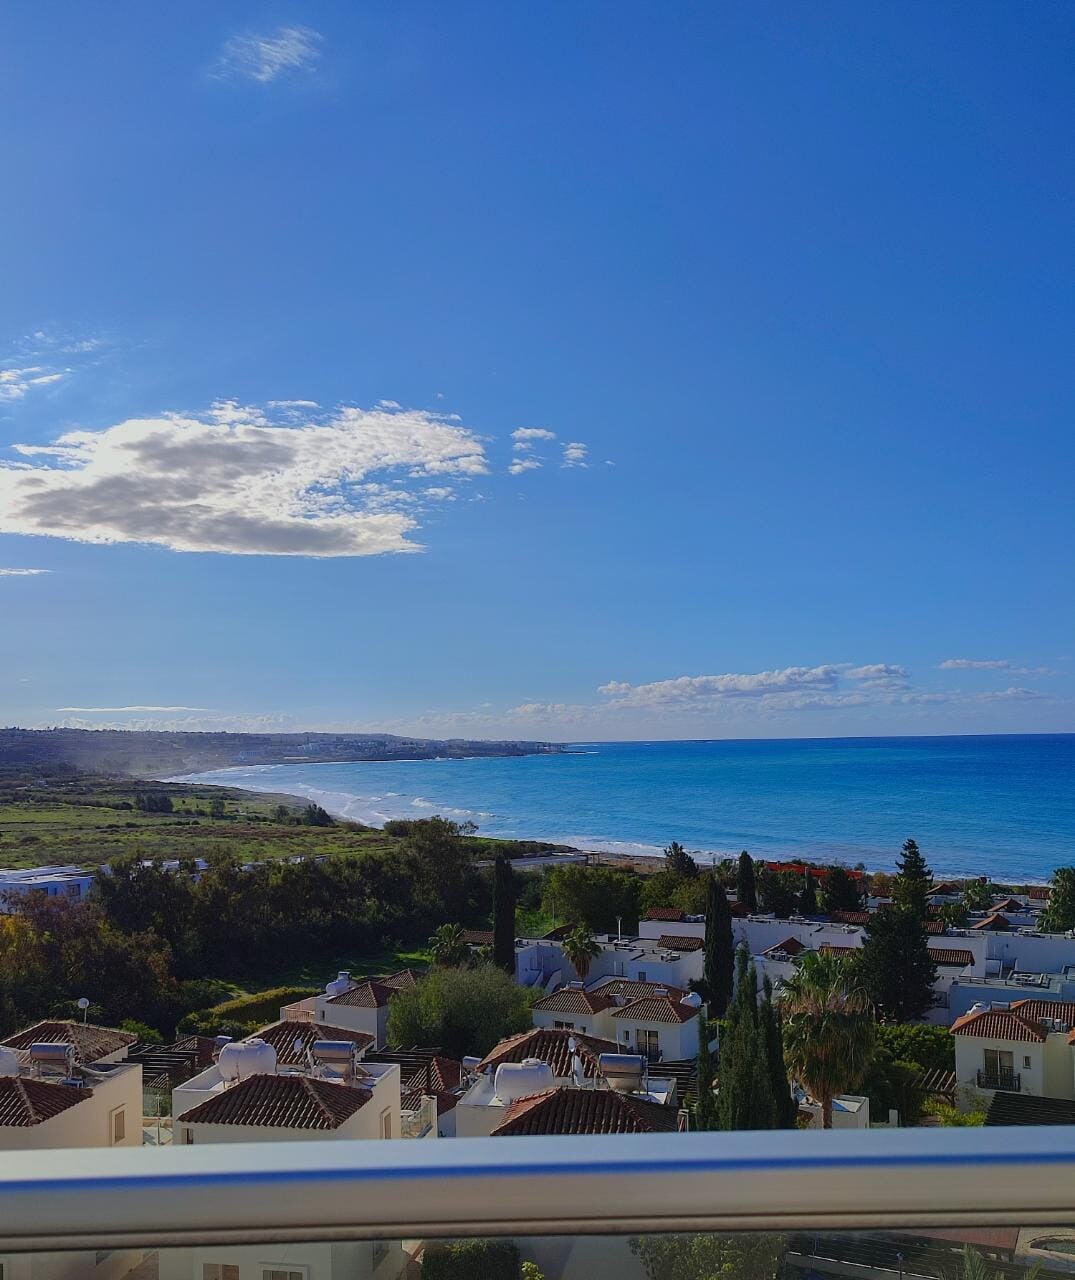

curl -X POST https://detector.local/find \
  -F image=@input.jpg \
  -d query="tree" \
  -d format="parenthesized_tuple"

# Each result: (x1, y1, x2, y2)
(272, 803, 291, 822)
(715, 947, 774, 1131)
(640, 871, 707, 918)
(760, 975, 797, 1128)
(962, 880, 993, 913)
(821, 866, 863, 914)
(869, 870, 895, 898)
(423, 1239, 520, 1280)
(631, 1233, 786, 1280)
(303, 802, 334, 827)
(893, 838, 932, 915)
(209, 796, 226, 820)
(1042, 868, 1075, 934)
(799, 871, 818, 916)
(386, 964, 533, 1058)
(854, 905, 938, 1022)
(664, 841, 698, 878)
(492, 854, 516, 974)
(692, 1012, 718, 1131)
(562, 925, 601, 980)
(736, 852, 757, 913)
(781, 949, 875, 1129)
(875, 1022, 955, 1072)
(428, 923, 470, 968)
(757, 868, 799, 919)
(541, 864, 641, 933)
(703, 876, 734, 1017)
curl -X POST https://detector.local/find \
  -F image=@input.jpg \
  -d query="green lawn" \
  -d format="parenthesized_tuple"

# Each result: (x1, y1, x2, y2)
(215, 946, 432, 997)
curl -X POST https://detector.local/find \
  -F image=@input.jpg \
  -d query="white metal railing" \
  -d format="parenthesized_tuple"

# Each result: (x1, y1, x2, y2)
(1, 1129, 1075, 1251)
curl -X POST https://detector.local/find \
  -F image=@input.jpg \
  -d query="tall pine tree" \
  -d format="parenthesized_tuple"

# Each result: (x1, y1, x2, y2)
(893, 838, 933, 916)
(704, 876, 735, 1016)
(736, 851, 757, 913)
(855, 905, 937, 1021)
(492, 853, 517, 974)
(822, 866, 863, 913)
(692, 1012, 718, 1131)
(799, 871, 818, 916)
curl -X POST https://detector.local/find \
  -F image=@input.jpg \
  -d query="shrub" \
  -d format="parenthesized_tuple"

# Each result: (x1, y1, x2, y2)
(422, 1240, 520, 1280)
(383, 819, 415, 837)
(177, 985, 317, 1037)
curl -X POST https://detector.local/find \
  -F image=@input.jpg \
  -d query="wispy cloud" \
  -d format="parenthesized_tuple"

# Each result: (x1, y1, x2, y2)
(213, 26, 323, 84)
(0, 400, 488, 557)
(57, 705, 210, 712)
(511, 428, 556, 443)
(938, 657, 1057, 675)
(0, 567, 51, 577)
(1, 331, 110, 404)
(0, 367, 67, 401)
(561, 442, 588, 468)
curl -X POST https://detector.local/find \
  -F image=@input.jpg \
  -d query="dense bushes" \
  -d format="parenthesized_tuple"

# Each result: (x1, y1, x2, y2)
(422, 1240, 520, 1280)
(177, 986, 318, 1037)
(387, 965, 534, 1058)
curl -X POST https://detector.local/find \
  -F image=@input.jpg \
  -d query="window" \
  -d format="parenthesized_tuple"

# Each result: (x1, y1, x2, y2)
(203, 1266, 239, 1280)
(263, 1269, 304, 1280)
(554, 1020, 575, 1030)
(1024, 1055, 1032, 1069)
(637, 1029, 660, 1058)
(110, 1106, 126, 1145)
(184, 1129, 195, 1145)
(66, 883, 80, 897)
(637, 971, 647, 982)
(984, 1049, 1014, 1073)
(380, 1108, 392, 1139)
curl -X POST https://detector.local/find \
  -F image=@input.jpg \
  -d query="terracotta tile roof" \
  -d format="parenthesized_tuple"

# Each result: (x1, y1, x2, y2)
(973, 913, 1013, 931)
(924, 920, 946, 935)
(254, 1020, 374, 1065)
(592, 979, 687, 1003)
(326, 980, 395, 1009)
(490, 1086, 679, 1136)
(932, 882, 960, 896)
(460, 930, 494, 946)
(178, 1073, 372, 1129)
(532, 988, 614, 1016)
(1028, 885, 1051, 900)
(829, 910, 870, 925)
(479, 1028, 620, 1078)
(541, 924, 576, 941)
(643, 908, 686, 922)
(610, 995, 699, 1024)
(656, 935, 704, 952)
(928, 947, 975, 967)
(728, 901, 750, 918)
(382, 969, 421, 990)
(0, 1076, 92, 1127)
(992, 898, 1024, 913)
(763, 936, 806, 959)
(1010, 1000, 1075, 1031)
(818, 944, 856, 955)
(987, 1091, 1075, 1126)
(1, 1020, 136, 1064)
(950, 1007, 1046, 1042)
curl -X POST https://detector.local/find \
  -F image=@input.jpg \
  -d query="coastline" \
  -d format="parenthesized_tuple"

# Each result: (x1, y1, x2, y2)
(178, 764, 1053, 884)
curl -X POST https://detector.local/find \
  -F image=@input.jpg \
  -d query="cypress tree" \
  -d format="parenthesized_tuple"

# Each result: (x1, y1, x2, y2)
(692, 1012, 718, 1131)
(856, 905, 937, 1022)
(716, 946, 774, 1131)
(799, 871, 818, 916)
(760, 975, 797, 1128)
(704, 876, 735, 1017)
(492, 853, 517, 974)
(736, 851, 757, 913)
(822, 865, 863, 914)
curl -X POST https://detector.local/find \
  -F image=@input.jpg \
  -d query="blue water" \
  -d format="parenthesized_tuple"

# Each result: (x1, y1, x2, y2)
(185, 735, 1075, 879)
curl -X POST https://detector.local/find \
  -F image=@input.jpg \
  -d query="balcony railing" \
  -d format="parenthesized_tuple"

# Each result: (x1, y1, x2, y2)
(2, 1128, 1075, 1254)
(977, 1068, 1021, 1091)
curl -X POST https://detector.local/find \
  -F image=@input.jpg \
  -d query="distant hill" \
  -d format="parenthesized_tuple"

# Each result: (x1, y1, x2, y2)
(0, 727, 564, 778)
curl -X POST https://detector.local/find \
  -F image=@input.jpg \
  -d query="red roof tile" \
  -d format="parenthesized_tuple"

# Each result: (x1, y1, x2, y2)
(478, 1028, 619, 1078)
(992, 898, 1024, 913)
(253, 1020, 374, 1065)
(0, 1076, 92, 1127)
(950, 1007, 1046, 1042)
(818, 944, 856, 955)
(1, 1021, 136, 1064)
(532, 988, 614, 1016)
(610, 995, 699, 1024)
(643, 908, 686, 922)
(728, 901, 750, 918)
(924, 920, 946, 935)
(656, 935, 705, 952)
(762, 936, 806, 958)
(928, 947, 975, 967)
(829, 910, 870, 925)
(1028, 886, 1051, 900)
(973, 913, 1013, 931)
(1011, 999, 1075, 1027)
(460, 931, 494, 946)
(593, 979, 687, 1003)
(178, 1073, 372, 1129)
(490, 1087, 678, 1136)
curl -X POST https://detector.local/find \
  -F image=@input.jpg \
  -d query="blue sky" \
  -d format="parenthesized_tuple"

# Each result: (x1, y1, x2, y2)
(1, 3, 1072, 741)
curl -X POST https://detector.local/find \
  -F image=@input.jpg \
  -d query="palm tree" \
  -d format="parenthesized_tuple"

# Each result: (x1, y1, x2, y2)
(780, 949, 875, 1128)
(427, 923, 470, 967)
(562, 926, 601, 981)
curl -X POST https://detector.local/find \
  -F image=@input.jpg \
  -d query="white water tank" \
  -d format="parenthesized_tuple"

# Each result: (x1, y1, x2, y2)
(218, 1038, 277, 1082)
(0, 1047, 20, 1077)
(680, 991, 703, 1010)
(325, 971, 351, 997)
(493, 1058, 554, 1104)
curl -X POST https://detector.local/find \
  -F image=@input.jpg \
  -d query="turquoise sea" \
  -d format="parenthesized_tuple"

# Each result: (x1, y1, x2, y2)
(186, 735, 1075, 880)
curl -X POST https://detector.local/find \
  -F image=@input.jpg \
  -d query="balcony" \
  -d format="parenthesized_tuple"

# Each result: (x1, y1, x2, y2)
(977, 1068, 1021, 1091)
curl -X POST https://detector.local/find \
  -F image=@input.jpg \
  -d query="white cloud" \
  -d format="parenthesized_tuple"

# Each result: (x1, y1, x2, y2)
(511, 428, 556, 442)
(0, 400, 488, 557)
(561, 442, 588, 468)
(377, 399, 402, 410)
(213, 25, 322, 84)
(509, 457, 542, 475)
(938, 657, 1056, 676)
(57, 705, 210, 712)
(0, 567, 50, 576)
(0, 367, 68, 401)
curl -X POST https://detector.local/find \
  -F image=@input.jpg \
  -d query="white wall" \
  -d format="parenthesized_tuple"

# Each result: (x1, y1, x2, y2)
(0, 1063, 141, 1151)
(609, 1015, 698, 1061)
(311, 997, 386, 1047)
(954, 1035, 1046, 1097)
(531, 1006, 617, 1040)
(159, 1238, 406, 1280)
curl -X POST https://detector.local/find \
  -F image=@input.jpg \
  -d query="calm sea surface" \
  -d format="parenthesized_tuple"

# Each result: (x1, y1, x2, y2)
(185, 735, 1075, 879)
